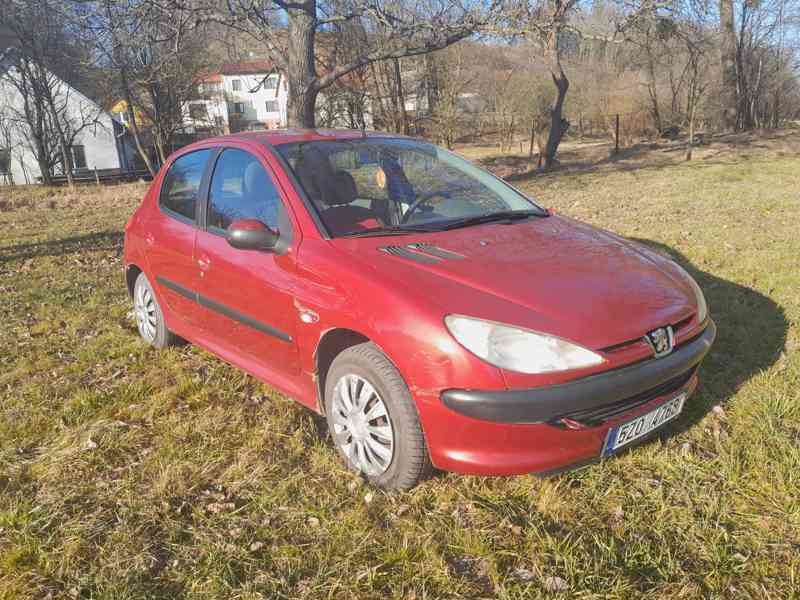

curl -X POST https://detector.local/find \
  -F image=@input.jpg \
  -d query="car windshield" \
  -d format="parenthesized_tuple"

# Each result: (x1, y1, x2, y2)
(274, 138, 545, 237)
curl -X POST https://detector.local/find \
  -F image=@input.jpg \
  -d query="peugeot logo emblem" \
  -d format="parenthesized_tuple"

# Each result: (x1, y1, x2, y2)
(645, 325, 674, 357)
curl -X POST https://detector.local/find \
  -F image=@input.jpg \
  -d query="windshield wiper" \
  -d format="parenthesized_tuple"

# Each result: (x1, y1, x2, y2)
(337, 224, 440, 238)
(439, 209, 547, 231)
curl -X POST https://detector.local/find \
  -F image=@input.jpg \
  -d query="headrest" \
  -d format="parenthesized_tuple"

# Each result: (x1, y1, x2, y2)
(243, 160, 268, 195)
(325, 170, 357, 206)
(293, 147, 357, 207)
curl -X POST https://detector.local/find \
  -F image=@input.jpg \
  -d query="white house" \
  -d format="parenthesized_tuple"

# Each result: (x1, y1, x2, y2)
(181, 73, 230, 136)
(183, 61, 289, 134)
(0, 50, 133, 185)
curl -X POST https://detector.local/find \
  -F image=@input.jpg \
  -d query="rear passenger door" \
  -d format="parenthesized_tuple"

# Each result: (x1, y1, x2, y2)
(195, 146, 300, 375)
(148, 148, 214, 328)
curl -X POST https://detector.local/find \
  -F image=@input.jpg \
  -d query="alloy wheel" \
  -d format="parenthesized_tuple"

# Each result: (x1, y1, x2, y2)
(134, 282, 157, 343)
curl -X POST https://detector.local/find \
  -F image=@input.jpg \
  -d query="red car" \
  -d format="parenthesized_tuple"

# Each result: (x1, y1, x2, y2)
(124, 129, 715, 490)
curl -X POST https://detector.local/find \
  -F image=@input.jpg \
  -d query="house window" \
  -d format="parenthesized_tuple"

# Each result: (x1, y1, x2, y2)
(231, 79, 242, 91)
(189, 103, 208, 119)
(70, 145, 87, 170)
(232, 102, 246, 114)
(264, 76, 278, 90)
(0, 148, 10, 174)
(264, 100, 279, 113)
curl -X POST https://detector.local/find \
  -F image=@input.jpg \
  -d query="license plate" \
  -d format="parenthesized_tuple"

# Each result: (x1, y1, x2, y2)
(602, 393, 687, 456)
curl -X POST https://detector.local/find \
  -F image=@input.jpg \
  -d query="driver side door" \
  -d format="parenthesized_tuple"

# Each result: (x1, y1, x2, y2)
(194, 146, 300, 376)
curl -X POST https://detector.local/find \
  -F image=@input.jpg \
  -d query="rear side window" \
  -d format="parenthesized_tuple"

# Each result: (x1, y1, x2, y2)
(160, 149, 212, 222)
(208, 149, 281, 231)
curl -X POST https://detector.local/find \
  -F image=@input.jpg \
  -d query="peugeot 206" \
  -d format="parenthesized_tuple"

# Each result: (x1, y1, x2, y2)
(124, 129, 716, 490)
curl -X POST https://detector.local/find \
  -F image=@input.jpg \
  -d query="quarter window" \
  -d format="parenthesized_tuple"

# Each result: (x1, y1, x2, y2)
(160, 149, 212, 222)
(208, 149, 281, 231)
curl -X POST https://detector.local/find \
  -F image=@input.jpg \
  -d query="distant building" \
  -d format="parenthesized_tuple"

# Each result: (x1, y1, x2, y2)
(183, 61, 288, 134)
(0, 49, 134, 185)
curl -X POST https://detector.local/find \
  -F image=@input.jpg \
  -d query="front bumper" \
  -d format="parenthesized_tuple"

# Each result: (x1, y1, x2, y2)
(441, 320, 716, 424)
(418, 320, 714, 476)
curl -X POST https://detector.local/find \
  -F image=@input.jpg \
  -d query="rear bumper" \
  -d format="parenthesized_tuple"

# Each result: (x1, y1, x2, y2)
(441, 320, 715, 424)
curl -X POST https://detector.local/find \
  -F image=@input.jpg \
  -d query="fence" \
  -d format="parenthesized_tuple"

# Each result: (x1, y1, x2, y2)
(37, 167, 153, 187)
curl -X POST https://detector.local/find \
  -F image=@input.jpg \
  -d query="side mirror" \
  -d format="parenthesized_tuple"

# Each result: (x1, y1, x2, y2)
(226, 219, 279, 251)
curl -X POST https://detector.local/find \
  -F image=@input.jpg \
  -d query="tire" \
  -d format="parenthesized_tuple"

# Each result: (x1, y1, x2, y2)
(324, 342, 433, 490)
(132, 272, 181, 349)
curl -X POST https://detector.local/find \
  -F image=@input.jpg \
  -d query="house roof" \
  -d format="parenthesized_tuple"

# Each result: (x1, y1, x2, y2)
(220, 61, 276, 76)
(199, 73, 223, 83)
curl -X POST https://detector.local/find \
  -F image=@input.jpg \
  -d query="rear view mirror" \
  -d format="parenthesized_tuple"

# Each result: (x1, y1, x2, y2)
(226, 219, 279, 251)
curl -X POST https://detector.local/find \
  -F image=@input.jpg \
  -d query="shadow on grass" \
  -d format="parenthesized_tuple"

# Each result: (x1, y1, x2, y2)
(629, 238, 788, 439)
(0, 231, 123, 264)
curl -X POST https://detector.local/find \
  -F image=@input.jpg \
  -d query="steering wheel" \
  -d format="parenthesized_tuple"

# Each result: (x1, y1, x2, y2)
(400, 190, 449, 224)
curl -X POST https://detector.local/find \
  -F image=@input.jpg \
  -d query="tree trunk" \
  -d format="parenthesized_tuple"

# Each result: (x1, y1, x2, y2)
(719, 0, 738, 130)
(41, 92, 74, 187)
(646, 49, 662, 133)
(122, 73, 156, 177)
(393, 58, 409, 135)
(286, 1, 319, 128)
(686, 86, 697, 161)
(542, 42, 569, 171)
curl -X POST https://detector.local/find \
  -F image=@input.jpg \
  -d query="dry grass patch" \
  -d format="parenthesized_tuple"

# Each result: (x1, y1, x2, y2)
(1, 136, 799, 598)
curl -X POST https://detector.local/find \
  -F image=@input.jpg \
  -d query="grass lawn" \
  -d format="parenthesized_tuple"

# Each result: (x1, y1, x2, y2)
(1, 136, 799, 599)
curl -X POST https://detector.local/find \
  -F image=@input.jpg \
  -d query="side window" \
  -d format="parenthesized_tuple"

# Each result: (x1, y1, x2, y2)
(159, 149, 212, 222)
(208, 149, 281, 231)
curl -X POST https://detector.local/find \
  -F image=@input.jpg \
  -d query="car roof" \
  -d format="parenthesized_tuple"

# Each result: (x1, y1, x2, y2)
(197, 128, 406, 148)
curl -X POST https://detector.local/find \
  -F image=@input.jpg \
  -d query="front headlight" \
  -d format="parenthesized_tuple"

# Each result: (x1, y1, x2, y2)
(444, 315, 604, 374)
(673, 264, 708, 323)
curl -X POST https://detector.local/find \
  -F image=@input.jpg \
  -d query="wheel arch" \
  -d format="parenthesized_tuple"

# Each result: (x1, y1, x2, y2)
(125, 263, 143, 298)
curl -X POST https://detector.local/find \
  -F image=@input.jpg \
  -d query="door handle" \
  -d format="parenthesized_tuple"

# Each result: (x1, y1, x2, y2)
(197, 254, 211, 271)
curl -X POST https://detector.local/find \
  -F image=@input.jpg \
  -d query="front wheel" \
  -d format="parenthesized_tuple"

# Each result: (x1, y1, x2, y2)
(324, 342, 432, 490)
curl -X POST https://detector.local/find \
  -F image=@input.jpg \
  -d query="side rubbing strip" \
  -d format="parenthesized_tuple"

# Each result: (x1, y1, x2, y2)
(155, 276, 292, 343)
(156, 276, 197, 301)
(197, 295, 293, 342)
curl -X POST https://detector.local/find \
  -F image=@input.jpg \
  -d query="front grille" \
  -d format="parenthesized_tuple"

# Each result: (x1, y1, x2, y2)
(601, 314, 696, 354)
(551, 366, 697, 428)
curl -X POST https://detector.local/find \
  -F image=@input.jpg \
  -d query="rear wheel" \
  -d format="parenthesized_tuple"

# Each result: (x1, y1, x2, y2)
(325, 342, 432, 490)
(133, 272, 180, 349)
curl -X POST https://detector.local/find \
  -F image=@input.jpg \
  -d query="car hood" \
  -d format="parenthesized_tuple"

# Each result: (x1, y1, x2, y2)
(330, 215, 696, 349)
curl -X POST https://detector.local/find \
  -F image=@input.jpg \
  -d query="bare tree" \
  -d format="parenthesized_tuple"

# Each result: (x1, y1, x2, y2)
(165, 0, 500, 128)
(76, 0, 213, 174)
(719, 0, 738, 129)
(1, 0, 94, 185)
(1, 3, 106, 185)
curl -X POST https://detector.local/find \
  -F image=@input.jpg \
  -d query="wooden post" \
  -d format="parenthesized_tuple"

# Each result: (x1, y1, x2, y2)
(614, 114, 620, 154)
(529, 117, 536, 159)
